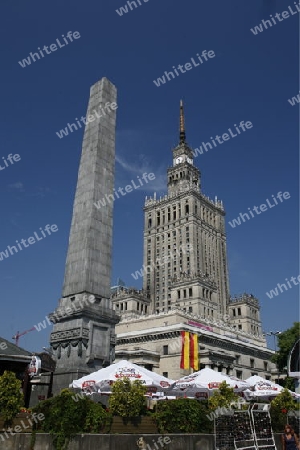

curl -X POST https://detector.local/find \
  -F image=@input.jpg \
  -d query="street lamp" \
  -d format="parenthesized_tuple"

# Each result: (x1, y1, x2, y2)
(264, 331, 282, 351)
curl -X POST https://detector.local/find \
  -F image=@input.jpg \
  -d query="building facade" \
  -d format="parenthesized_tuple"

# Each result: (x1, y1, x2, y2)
(112, 102, 276, 380)
(143, 101, 229, 317)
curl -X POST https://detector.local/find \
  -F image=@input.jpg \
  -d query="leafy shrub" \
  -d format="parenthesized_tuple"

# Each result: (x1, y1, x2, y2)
(208, 381, 240, 411)
(31, 388, 110, 450)
(84, 400, 112, 432)
(108, 378, 147, 418)
(270, 388, 300, 432)
(153, 398, 213, 433)
(0, 371, 24, 427)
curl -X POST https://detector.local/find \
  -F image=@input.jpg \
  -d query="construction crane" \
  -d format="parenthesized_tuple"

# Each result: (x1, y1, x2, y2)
(12, 327, 36, 346)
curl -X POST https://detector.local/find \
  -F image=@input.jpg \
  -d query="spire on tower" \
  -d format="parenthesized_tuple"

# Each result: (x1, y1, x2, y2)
(179, 99, 186, 144)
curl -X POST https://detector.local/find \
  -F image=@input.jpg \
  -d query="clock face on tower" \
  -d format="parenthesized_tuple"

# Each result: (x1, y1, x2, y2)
(175, 156, 183, 165)
(187, 157, 193, 165)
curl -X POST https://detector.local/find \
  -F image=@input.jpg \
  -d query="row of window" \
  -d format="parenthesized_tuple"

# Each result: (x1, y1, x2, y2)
(115, 302, 148, 314)
(203, 307, 215, 316)
(147, 203, 219, 228)
(250, 324, 259, 333)
(176, 288, 213, 301)
(161, 348, 268, 374)
(235, 356, 268, 371)
(232, 307, 242, 317)
(177, 288, 193, 299)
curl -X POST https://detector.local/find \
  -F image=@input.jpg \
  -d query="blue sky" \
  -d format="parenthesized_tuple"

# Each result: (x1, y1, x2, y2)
(0, 0, 298, 353)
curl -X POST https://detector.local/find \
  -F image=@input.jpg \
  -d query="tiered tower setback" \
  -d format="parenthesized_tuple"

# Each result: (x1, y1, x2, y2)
(143, 101, 230, 317)
(113, 102, 274, 381)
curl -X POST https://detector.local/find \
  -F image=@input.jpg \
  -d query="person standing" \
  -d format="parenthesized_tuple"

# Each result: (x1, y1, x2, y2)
(281, 425, 300, 450)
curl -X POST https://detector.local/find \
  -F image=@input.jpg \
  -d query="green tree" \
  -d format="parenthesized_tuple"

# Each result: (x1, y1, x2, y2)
(108, 378, 147, 418)
(270, 388, 299, 432)
(272, 322, 300, 371)
(0, 371, 24, 427)
(31, 388, 109, 450)
(153, 398, 212, 433)
(208, 381, 240, 410)
(272, 322, 300, 390)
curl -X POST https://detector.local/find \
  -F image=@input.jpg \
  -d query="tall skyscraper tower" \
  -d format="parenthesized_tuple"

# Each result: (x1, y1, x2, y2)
(113, 101, 270, 381)
(143, 101, 230, 317)
(49, 78, 119, 391)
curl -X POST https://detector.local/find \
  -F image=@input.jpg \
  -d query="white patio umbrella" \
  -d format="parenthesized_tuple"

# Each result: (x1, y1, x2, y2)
(171, 367, 249, 397)
(70, 360, 174, 394)
(244, 375, 300, 400)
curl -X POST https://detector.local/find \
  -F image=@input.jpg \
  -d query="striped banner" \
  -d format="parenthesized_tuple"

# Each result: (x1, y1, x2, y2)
(190, 333, 199, 371)
(180, 331, 190, 369)
(180, 331, 199, 370)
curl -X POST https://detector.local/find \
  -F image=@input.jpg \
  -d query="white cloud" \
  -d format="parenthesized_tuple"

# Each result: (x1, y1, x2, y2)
(7, 182, 24, 191)
(115, 154, 166, 193)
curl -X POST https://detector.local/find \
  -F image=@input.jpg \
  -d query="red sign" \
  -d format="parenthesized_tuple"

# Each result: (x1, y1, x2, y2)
(160, 381, 170, 388)
(208, 382, 220, 389)
(188, 320, 213, 332)
(195, 392, 208, 398)
(146, 386, 157, 394)
(115, 368, 142, 379)
(82, 380, 96, 388)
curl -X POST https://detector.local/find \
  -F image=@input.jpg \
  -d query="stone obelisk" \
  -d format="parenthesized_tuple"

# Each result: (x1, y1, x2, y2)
(49, 77, 119, 392)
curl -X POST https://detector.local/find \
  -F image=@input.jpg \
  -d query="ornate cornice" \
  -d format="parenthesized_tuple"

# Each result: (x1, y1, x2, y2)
(116, 329, 272, 360)
(50, 327, 89, 343)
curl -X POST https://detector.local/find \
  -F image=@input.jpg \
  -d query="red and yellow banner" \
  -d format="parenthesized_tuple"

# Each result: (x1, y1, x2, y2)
(190, 332, 199, 371)
(180, 331, 199, 370)
(180, 331, 190, 369)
